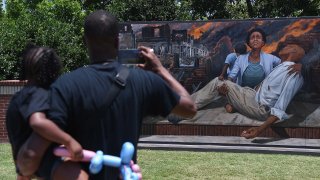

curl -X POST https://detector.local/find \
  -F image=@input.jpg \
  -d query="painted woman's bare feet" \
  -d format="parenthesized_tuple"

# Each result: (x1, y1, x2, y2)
(225, 104, 235, 113)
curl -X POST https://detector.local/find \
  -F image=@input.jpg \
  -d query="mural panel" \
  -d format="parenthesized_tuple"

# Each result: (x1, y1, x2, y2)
(119, 18, 320, 128)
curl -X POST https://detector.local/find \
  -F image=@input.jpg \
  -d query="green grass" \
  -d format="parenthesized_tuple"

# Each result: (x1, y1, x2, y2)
(138, 150, 320, 180)
(1, 143, 320, 179)
(0, 143, 16, 180)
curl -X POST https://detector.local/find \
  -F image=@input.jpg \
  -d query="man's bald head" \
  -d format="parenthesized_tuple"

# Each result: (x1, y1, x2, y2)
(84, 10, 119, 40)
(279, 44, 305, 63)
(84, 10, 119, 63)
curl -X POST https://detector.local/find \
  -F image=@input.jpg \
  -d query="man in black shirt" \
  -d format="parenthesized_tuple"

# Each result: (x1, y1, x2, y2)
(48, 10, 196, 179)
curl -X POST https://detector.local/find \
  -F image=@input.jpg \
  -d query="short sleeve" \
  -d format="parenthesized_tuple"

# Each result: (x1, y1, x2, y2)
(225, 53, 236, 65)
(141, 72, 180, 117)
(47, 78, 70, 130)
(228, 56, 241, 79)
(19, 87, 49, 122)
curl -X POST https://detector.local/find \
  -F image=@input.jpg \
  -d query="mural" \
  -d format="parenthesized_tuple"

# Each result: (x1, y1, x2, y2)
(119, 18, 320, 128)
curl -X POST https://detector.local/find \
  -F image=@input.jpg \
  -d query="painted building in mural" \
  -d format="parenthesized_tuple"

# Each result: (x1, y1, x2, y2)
(119, 23, 209, 68)
(119, 17, 320, 128)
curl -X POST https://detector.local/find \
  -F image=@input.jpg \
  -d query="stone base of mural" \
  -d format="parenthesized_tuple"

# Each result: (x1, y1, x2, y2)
(144, 102, 320, 127)
(142, 100, 320, 139)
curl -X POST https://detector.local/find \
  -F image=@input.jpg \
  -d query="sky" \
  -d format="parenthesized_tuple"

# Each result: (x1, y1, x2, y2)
(2, 0, 5, 10)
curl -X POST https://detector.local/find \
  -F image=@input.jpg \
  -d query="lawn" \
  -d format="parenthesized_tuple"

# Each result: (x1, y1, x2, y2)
(1, 143, 320, 180)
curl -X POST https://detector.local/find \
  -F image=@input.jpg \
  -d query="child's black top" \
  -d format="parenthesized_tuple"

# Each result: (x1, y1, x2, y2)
(6, 85, 56, 178)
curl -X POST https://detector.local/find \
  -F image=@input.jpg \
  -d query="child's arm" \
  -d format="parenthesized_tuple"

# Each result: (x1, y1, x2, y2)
(16, 133, 50, 176)
(28, 112, 83, 161)
(219, 64, 229, 80)
(16, 112, 83, 176)
(11, 145, 33, 179)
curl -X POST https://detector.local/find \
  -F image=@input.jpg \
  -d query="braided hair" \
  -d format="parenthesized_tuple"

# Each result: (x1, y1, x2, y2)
(22, 46, 62, 88)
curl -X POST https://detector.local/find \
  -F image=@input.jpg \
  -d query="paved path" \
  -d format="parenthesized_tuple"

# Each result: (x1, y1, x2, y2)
(138, 135, 320, 155)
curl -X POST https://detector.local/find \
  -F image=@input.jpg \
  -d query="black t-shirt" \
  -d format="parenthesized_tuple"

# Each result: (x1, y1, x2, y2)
(48, 62, 180, 179)
(6, 86, 49, 160)
(6, 86, 56, 178)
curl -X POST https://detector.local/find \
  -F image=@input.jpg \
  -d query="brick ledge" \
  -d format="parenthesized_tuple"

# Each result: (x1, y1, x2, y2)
(0, 80, 27, 86)
(141, 123, 320, 139)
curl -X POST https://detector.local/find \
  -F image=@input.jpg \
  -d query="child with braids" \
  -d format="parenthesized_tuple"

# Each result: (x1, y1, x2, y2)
(6, 45, 84, 179)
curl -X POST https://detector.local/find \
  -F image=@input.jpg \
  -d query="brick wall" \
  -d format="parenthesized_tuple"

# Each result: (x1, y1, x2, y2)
(0, 80, 26, 142)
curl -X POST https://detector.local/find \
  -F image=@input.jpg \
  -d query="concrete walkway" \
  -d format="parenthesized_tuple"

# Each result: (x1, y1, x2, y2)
(138, 135, 320, 155)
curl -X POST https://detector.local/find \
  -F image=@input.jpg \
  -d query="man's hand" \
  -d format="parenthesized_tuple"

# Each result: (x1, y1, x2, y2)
(130, 160, 142, 180)
(217, 83, 228, 96)
(218, 75, 224, 81)
(288, 63, 302, 75)
(138, 46, 196, 119)
(137, 46, 163, 74)
(119, 160, 142, 180)
(65, 139, 83, 161)
(241, 115, 278, 139)
(241, 127, 262, 139)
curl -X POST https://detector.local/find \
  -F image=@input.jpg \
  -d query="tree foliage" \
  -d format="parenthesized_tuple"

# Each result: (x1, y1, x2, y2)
(190, 0, 229, 19)
(107, 0, 178, 21)
(225, 0, 250, 19)
(82, 0, 111, 11)
(0, 16, 27, 79)
(0, 1, 3, 18)
(249, 0, 320, 18)
(0, 0, 87, 80)
(176, 0, 320, 20)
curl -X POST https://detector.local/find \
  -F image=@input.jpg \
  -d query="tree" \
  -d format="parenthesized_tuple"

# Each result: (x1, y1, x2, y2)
(0, 1, 3, 17)
(190, 0, 229, 19)
(0, 0, 87, 80)
(185, 0, 320, 19)
(107, 0, 178, 21)
(226, 0, 250, 19)
(0, 16, 29, 79)
(5, 0, 27, 18)
(82, 0, 111, 11)
(175, 0, 194, 20)
(245, 0, 320, 18)
(244, 0, 254, 17)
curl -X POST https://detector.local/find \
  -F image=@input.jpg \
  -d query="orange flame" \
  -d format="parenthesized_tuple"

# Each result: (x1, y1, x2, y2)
(263, 19, 320, 53)
(188, 22, 213, 39)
